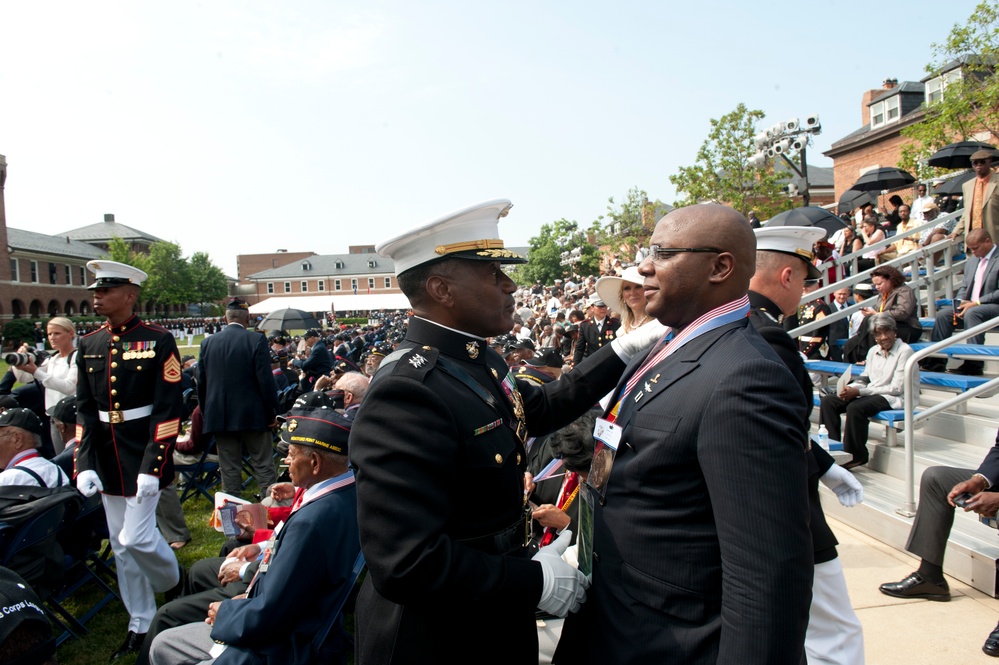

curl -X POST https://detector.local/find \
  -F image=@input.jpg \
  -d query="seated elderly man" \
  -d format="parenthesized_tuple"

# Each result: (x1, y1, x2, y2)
(0, 408, 68, 488)
(922, 229, 999, 376)
(819, 313, 920, 470)
(147, 406, 360, 665)
(879, 426, 999, 657)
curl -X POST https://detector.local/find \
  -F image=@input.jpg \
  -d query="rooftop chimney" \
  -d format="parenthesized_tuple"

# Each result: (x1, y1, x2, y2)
(104, 214, 114, 223)
(882, 78, 898, 89)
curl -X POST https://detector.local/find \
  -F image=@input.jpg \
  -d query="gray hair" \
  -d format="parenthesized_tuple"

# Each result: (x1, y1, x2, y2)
(868, 313, 897, 333)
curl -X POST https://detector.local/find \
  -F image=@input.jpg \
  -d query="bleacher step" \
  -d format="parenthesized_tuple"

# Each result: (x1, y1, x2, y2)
(821, 470, 999, 597)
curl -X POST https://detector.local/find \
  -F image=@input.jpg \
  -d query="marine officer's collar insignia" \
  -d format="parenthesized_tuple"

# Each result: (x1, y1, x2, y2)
(409, 353, 429, 369)
(466, 342, 479, 359)
(288, 419, 298, 432)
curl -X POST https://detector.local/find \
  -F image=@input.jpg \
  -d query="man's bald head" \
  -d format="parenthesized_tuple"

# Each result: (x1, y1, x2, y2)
(639, 204, 756, 328)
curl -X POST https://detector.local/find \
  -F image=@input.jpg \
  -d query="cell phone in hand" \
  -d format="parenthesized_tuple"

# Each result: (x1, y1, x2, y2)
(954, 492, 974, 507)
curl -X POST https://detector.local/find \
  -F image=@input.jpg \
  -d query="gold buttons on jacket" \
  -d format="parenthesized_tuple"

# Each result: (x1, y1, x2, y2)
(157, 456, 163, 461)
(516, 453, 522, 464)
(111, 362, 118, 368)
(136, 366, 142, 371)
(112, 336, 120, 342)
(111, 349, 118, 355)
(494, 453, 503, 464)
(111, 389, 117, 396)
(153, 468, 159, 473)
(88, 367, 93, 373)
(110, 376, 117, 383)
(114, 403, 120, 409)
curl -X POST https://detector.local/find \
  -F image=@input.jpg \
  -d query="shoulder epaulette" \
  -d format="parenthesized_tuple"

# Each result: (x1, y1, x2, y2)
(382, 346, 439, 383)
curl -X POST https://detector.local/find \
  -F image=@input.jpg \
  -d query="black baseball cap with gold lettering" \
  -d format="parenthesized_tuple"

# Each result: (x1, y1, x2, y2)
(282, 406, 352, 455)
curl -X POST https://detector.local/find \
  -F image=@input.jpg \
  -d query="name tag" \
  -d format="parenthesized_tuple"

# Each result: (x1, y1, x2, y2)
(593, 418, 622, 451)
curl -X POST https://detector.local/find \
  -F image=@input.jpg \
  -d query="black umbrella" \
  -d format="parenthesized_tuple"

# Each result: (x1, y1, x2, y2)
(849, 167, 916, 192)
(837, 189, 877, 214)
(765, 206, 849, 236)
(257, 308, 321, 332)
(927, 141, 999, 170)
(933, 170, 975, 196)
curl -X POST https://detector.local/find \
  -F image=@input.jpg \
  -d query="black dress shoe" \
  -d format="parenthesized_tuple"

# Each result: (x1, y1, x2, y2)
(950, 361, 985, 376)
(879, 572, 951, 601)
(920, 359, 946, 373)
(109, 630, 146, 662)
(983, 622, 999, 656)
(841, 459, 867, 471)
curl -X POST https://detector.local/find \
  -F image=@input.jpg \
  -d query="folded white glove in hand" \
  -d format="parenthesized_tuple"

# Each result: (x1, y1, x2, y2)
(820, 464, 864, 507)
(533, 529, 589, 617)
(610, 320, 669, 363)
(136, 473, 160, 503)
(76, 470, 103, 497)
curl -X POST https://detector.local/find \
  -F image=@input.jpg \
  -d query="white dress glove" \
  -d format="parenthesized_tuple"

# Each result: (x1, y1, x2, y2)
(610, 320, 670, 363)
(76, 470, 104, 497)
(820, 464, 864, 507)
(136, 473, 160, 503)
(532, 529, 590, 617)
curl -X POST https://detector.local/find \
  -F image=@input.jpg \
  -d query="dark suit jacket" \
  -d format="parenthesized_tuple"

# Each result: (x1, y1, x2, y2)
(302, 341, 334, 380)
(957, 248, 999, 304)
(197, 323, 278, 434)
(350, 316, 625, 665)
(572, 317, 620, 365)
(959, 172, 999, 243)
(211, 480, 359, 665)
(557, 319, 813, 664)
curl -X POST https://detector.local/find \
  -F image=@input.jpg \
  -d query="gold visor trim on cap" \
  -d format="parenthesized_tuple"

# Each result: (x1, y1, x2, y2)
(794, 248, 815, 261)
(435, 239, 505, 255)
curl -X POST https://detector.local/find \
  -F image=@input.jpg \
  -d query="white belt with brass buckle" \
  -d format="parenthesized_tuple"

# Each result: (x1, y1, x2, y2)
(98, 405, 154, 423)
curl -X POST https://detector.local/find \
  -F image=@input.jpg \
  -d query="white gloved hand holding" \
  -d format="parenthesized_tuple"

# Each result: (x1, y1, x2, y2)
(610, 320, 670, 363)
(76, 470, 103, 497)
(820, 464, 864, 507)
(532, 529, 589, 617)
(136, 473, 160, 503)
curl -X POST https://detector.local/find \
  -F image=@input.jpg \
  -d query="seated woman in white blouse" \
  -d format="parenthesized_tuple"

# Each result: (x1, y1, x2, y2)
(12, 316, 78, 454)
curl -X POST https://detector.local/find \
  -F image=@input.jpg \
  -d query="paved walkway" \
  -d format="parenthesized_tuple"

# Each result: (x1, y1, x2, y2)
(835, 515, 999, 663)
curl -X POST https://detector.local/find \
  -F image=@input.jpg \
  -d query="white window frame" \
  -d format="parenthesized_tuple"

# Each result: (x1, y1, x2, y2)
(926, 70, 962, 105)
(351, 278, 358, 291)
(318, 280, 325, 292)
(65, 265, 71, 284)
(334, 279, 341, 291)
(885, 95, 900, 123)
(384, 277, 391, 288)
(79, 266, 85, 285)
(367, 277, 375, 289)
(871, 101, 886, 128)
(301, 280, 308, 292)
(10, 259, 19, 282)
(284, 281, 291, 293)
(29, 260, 38, 283)
(267, 282, 274, 294)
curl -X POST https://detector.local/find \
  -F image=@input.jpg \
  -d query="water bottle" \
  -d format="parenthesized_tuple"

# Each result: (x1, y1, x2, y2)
(817, 424, 829, 450)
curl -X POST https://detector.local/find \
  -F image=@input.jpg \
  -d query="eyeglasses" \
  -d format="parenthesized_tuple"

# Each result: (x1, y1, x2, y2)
(648, 245, 722, 263)
(972, 159, 991, 166)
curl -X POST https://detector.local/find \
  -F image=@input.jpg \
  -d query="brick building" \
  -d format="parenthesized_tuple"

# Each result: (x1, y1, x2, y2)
(236, 250, 317, 283)
(0, 153, 181, 322)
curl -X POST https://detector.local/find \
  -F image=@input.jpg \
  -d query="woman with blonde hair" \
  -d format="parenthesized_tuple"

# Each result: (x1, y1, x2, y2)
(595, 266, 652, 336)
(13, 316, 78, 453)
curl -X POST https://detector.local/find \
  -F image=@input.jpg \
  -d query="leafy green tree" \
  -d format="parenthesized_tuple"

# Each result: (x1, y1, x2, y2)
(141, 242, 193, 308)
(670, 103, 790, 219)
(899, 2, 999, 177)
(597, 187, 671, 260)
(106, 236, 140, 265)
(188, 252, 229, 314)
(516, 218, 601, 286)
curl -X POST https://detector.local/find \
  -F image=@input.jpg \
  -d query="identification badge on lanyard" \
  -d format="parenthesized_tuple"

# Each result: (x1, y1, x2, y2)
(588, 418, 622, 497)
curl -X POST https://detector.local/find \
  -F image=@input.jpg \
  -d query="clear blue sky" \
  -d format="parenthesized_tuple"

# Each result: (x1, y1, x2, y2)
(0, 0, 982, 275)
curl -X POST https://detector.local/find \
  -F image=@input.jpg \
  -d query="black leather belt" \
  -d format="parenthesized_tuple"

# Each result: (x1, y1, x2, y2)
(456, 514, 531, 555)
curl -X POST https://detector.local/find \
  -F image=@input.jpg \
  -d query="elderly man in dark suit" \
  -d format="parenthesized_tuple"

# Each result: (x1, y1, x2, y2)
(879, 427, 999, 657)
(197, 299, 278, 497)
(555, 204, 813, 664)
(949, 149, 999, 245)
(925, 229, 999, 375)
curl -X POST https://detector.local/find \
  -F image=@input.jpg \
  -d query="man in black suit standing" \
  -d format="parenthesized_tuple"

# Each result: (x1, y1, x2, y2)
(924, 229, 999, 375)
(556, 204, 813, 664)
(197, 298, 278, 497)
(300, 329, 334, 390)
(571, 297, 620, 366)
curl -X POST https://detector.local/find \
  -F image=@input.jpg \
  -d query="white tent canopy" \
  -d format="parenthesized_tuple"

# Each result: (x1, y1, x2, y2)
(248, 293, 411, 314)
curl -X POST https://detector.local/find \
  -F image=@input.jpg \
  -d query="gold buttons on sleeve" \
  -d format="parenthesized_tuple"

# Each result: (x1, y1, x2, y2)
(494, 453, 503, 464)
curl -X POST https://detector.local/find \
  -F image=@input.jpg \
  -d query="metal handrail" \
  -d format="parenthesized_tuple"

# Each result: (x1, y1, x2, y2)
(788, 238, 965, 337)
(897, 315, 999, 516)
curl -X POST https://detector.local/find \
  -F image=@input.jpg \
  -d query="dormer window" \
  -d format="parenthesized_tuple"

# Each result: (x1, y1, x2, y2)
(870, 96, 900, 129)
(925, 70, 962, 105)
(367, 259, 377, 268)
(301, 261, 312, 271)
(334, 260, 345, 269)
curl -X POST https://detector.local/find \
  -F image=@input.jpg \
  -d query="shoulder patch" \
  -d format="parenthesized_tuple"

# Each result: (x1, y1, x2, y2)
(163, 354, 182, 383)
